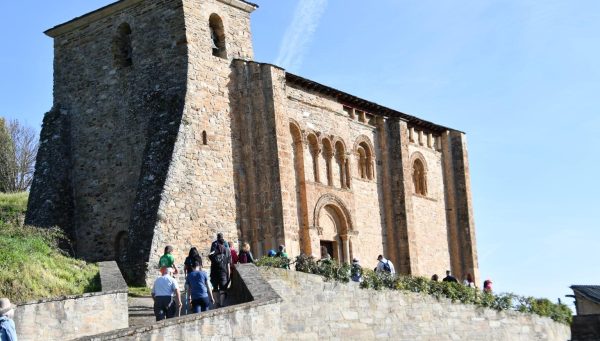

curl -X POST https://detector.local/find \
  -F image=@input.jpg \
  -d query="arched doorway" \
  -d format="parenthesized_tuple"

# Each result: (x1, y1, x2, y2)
(314, 195, 353, 263)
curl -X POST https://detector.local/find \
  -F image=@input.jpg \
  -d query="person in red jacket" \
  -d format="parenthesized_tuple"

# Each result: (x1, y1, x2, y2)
(229, 241, 239, 264)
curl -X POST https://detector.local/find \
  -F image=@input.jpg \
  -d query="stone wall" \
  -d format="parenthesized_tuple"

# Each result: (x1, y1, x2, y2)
(28, 0, 190, 275)
(14, 262, 128, 341)
(78, 265, 569, 341)
(261, 268, 570, 341)
(75, 264, 282, 341)
(142, 0, 256, 283)
(281, 82, 385, 267)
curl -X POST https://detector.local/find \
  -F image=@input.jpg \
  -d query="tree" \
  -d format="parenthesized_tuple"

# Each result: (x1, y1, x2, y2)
(0, 117, 38, 192)
(0, 118, 16, 192)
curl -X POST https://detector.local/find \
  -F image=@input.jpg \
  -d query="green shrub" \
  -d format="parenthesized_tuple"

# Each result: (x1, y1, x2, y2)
(257, 255, 572, 325)
(254, 256, 290, 269)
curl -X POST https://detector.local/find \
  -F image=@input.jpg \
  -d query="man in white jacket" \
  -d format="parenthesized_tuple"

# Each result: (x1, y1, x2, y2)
(376, 255, 396, 275)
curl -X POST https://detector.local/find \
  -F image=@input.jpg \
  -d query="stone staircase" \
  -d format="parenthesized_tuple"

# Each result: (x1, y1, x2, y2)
(128, 269, 231, 328)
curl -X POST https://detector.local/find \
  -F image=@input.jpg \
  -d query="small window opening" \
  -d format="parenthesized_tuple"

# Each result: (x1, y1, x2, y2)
(413, 159, 427, 196)
(209, 14, 227, 58)
(113, 23, 133, 67)
(202, 131, 208, 145)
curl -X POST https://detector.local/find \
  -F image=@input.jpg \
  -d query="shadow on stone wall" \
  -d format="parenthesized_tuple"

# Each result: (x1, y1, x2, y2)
(15, 261, 129, 341)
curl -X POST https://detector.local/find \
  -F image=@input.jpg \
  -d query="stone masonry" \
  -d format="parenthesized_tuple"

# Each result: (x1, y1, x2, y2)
(77, 265, 570, 341)
(27, 0, 479, 285)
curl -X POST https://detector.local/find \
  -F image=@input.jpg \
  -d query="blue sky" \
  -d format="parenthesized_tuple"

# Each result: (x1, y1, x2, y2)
(2, 0, 599, 307)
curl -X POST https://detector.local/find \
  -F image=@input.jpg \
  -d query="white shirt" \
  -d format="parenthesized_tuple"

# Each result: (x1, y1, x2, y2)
(376, 258, 396, 274)
(152, 274, 179, 297)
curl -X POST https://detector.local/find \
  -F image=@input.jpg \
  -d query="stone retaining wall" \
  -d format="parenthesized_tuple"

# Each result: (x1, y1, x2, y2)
(78, 264, 569, 341)
(75, 263, 282, 340)
(260, 268, 570, 341)
(14, 261, 128, 341)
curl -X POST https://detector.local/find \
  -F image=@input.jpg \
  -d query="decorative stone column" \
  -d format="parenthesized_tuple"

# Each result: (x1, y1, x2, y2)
(341, 234, 350, 263)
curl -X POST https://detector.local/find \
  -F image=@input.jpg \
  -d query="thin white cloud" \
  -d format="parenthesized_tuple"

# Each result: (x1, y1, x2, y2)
(275, 0, 328, 71)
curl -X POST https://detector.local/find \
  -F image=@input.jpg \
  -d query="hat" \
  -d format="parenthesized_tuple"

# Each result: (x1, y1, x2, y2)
(352, 258, 359, 263)
(0, 298, 14, 316)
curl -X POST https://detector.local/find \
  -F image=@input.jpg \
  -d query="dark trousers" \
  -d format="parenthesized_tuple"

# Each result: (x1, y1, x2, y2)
(154, 296, 176, 321)
(191, 296, 211, 313)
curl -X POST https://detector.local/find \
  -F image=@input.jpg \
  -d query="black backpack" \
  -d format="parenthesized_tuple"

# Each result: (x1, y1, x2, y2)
(210, 244, 229, 269)
(381, 260, 392, 273)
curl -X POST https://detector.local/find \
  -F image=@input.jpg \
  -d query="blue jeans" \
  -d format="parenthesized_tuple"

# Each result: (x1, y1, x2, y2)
(191, 296, 210, 313)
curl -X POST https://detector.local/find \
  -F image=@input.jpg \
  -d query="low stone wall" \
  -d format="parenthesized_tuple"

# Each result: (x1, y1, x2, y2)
(571, 314, 600, 341)
(76, 264, 282, 340)
(260, 268, 571, 341)
(77, 265, 570, 340)
(14, 261, 128, 341)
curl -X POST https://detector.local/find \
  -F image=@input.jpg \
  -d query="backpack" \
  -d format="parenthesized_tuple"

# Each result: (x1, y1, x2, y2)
(210, 244, 229, 269)
(238, 251, 248, 264)
(381, 260, 391, 273)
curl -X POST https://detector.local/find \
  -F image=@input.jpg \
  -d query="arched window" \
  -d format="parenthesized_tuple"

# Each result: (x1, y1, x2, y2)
(307, 134, 320, 183)
(356, 141, 374, 180)
(113, 23, 133, 67)
(322, 139, 333, 186)
(413, 159, 427, 196)
(202, 131, 208, 145)
(209, 14, 227, 58)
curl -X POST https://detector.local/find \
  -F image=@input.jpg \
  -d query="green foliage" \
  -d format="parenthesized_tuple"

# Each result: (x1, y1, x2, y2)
(0, 192, 99, 303)
(128, 286, 152, 297)
(0, 192, 28, 224)
(0, 224, 100, 303)
(254, 256, 290, 269)
(257, 255, 572, 325)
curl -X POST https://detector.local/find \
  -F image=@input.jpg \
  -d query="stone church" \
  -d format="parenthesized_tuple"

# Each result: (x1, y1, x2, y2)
(26, 0, 479, 284)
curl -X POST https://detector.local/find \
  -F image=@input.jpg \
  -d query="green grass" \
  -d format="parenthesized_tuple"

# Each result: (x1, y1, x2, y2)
(128, 286, 152, 297)
(0, 192, 28, 224)
(0, 192, 100, 303)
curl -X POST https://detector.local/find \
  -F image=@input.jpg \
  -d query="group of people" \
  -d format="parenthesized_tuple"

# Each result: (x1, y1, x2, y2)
(350, 253, 494, 294)
(151, 233, 255, 321)
(431, 271, 493, 293)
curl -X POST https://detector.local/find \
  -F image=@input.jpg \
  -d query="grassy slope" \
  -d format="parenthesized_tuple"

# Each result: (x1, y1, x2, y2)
(0, 192, 28, 224)
(0, 192, 100, 303)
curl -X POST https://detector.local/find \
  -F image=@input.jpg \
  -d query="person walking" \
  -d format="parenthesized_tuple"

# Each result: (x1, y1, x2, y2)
(351, 258, 363, 282)
(237, 242, 254, 264)
(376, 255, 395, 275)
(183, 247, 202, 314)
(483, 279, 493, 293)
(320, 246, 332, 262)
(159, 245, 178, 275)
(184, 247, 202, 277)
(230, 241, 239, 265)
(463, 273, 476, 288)
(209, 233, 231, 308)
(151, 267, 182, 321)
(186, 260, 214, 313)
(276, 245, 290, 269)
(0, 298, 17, 341)
(442, 270, 458, 283)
